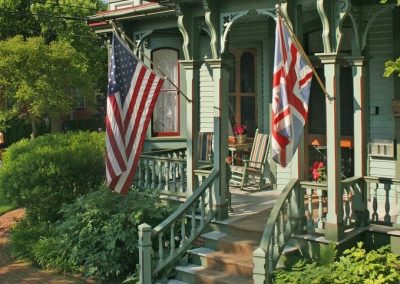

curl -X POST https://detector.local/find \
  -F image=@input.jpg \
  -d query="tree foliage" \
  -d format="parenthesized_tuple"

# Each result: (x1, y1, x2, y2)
(0, 0, 107, 134)
(0, 36, 94, 135)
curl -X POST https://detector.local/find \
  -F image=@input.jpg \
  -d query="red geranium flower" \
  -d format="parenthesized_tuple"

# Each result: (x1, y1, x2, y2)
(310, 161, 327, 183)
(233, 125, 247, 135)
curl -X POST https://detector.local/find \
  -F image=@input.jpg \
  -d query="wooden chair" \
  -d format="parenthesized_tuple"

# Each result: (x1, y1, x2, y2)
(198, 132, 213, 165)
(195, 132, 233, 212)
(230, 129, 271, 191)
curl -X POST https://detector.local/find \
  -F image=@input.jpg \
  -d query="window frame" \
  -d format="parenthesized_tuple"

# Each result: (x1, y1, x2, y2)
(228, 48, 258, 136)
(151, 47, 180, 137)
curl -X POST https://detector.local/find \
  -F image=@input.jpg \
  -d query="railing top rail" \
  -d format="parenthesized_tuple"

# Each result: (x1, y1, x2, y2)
(341, 176, 363, 186)
(141, 147, 186, 156)
(260, 178, 299, 250)
(299, 180, 327, 190)
(139, 155, 187, 162)
(363, 176, 400, 186)
(151, 169, 219, 238)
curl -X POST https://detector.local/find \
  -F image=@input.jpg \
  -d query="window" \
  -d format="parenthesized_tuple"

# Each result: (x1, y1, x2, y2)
(228, 49, 257, 137)
(73, 88, 85, 109)
(151, 48, 180, 136)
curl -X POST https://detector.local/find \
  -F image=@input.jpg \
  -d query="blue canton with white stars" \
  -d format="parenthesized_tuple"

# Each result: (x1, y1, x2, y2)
(108, 35, 138, 106)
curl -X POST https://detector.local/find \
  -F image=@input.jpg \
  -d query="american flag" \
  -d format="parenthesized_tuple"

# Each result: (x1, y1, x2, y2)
(106, 33, 164, 194)
(271, 16, 313, 167)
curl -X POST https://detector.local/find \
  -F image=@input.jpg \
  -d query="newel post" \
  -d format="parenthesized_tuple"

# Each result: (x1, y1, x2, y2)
(253, 247, 268, 284)
(138, 223, 152, 284)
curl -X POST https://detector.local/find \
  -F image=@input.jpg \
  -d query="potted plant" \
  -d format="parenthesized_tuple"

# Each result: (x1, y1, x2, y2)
(233, 125, 247, 144)
(309, 161, 327, 183)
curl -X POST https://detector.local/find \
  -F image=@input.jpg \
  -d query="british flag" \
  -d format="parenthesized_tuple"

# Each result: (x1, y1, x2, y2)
(271, 16, 313, 167)
(106, 33, 164, 194)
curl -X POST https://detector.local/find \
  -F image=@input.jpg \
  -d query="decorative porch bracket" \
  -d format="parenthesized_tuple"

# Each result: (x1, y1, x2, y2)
(202, 0, 219, 59)
(317, 0, 351, 53)
(133, 30, 153, 55)
(176, 3, 192, 60)
(220, 8, 275, 54)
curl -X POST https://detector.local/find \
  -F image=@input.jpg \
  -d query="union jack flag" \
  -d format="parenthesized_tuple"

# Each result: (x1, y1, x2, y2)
(106, 33, 164, 194)
(271, 16, 313, 167)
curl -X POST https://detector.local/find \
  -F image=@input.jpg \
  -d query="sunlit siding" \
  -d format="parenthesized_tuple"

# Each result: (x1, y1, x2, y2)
(366, 7, 396, 179)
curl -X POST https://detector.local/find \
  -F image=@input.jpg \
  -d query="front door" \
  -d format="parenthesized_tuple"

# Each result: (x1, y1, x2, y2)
(228, 48, 257, 137)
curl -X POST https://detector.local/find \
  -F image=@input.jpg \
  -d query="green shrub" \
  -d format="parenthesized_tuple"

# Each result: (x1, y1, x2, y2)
(32, 187, 178, 281)
(9, 218, 53, 261)
(275, 242, 400, 284)
(0, 131, 105, 222)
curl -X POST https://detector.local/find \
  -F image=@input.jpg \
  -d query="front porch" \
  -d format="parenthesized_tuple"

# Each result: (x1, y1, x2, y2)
(135, 148, 400, 283)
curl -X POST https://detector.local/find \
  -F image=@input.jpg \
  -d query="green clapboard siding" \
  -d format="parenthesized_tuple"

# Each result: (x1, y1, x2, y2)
(367, 7, 395, 179)
(199, 36, 214, 133)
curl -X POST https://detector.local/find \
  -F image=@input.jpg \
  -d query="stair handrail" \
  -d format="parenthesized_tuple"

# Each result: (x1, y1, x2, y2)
(253, 178, 300, 284)
(138, 168, 219, 283)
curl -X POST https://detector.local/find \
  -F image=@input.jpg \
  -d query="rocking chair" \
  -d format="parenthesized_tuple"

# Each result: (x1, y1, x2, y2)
(198, 132, 213, 165)
(230, 129, 271, 191)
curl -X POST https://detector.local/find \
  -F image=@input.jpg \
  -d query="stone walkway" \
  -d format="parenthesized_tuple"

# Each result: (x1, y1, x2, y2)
(0, 209, 94, 284)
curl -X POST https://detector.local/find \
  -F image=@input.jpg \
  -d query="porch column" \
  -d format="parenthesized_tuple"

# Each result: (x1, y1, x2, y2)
(317, 53, 344, 241)
(349, 57, 366, 177)
(179, 60, 201, 195)
(206, 58, 230, 220)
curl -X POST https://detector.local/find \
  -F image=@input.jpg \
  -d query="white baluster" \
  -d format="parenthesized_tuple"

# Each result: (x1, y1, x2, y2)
(274, 223, 279, 251)
(317, 189, 324, 229)
(158, 161, 163, 190)
(306, 188, 314, 232)
(191, 206, 196, 237)
(138, 159, 144, 187)
(179, 162, 185, 193)
(286, 193, 292, 237)
(201, 193, 205, 227)
(151, 160, 156, 189)
(144, 160, 150, 188)
(171, 162, 177, 192)
(164, 161, 170, 192)
(180, 218, 186, 247)
(208, 184, 213, 212)
(384, 183, 391, 224)
(372, 183, 378, 222)
(279, 211, 285, 245)
(170, 223, 176, 257)
(158, 232, 164, 265)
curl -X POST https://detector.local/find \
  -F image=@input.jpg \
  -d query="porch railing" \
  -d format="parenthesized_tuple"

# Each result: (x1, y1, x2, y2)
(299, 181, 328, 233)
(254, 176, 400, 283)
(134, 147, 187, 197)
(138, 169, 219, 284)
(300, 176, 400, 236)
(253, 179, 300, 284)
(364, 176, 400, 226)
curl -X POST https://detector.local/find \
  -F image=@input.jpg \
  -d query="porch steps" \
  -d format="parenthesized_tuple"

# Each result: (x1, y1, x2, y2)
(173, 231, 301, 283)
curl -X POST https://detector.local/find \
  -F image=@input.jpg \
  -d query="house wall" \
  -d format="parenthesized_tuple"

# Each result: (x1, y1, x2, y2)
(366, 7, 396, 179)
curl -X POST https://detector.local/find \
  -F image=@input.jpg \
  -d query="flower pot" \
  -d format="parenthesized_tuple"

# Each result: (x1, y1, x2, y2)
(228, 136, 237, 144)
(236, 134, 247, 144)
